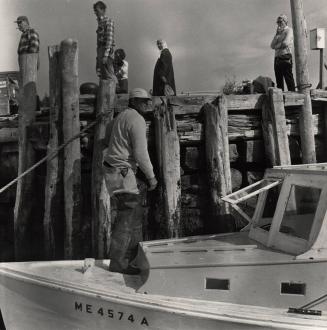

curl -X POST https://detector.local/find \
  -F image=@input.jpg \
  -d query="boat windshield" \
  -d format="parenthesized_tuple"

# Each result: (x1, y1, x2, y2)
(222, 178, 282, 225)
(279, 185, 321, 240)
(253, 185, 280, 231)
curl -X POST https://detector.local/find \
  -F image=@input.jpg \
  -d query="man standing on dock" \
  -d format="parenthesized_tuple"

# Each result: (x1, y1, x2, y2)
(103, 88, 158, 275)
(15, 16, 40, 76)
(153, 39, 176, 96)
(93, 1, 117, 83)
(270, 14, 296, 92)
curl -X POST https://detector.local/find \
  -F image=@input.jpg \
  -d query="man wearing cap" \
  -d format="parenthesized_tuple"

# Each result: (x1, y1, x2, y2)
(103, 88, 157, 275)
(15, 16, 40, 73)
(270, 14, 295, 91)
(153, 39, 176, 96)
(93, 1, 117, 82)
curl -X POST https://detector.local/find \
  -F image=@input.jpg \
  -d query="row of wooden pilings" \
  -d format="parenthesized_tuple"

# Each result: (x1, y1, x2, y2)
(15, 40, 82, 260)
(13, 39, 315, 261)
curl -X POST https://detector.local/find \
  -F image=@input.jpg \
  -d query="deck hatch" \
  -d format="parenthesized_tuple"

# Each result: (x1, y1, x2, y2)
(205, 278, 230, 290)
(281, 282, 306, 295)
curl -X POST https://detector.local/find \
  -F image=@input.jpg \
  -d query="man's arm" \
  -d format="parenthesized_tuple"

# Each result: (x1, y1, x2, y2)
(279, 28, 293, 48)
(104, 19, 114, 58)
(270, 34, 279, 49)
(130, 116, 155, 181)
(28, 29, 40, 53)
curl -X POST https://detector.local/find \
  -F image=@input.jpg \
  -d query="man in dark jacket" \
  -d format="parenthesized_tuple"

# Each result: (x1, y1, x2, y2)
(152, 39, 176, 96)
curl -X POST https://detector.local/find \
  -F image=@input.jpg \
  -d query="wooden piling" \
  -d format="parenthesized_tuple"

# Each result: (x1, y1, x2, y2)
(262, 88, 291, 166)
(204, 96, 233, 232)
(14, 53, 38, 261)
(91, 79, 116, 258)
(320, 49, 325, 90)
(61, 39, 81, 259)
(154, 98, 181, 238)
(43, 45, 64, 260)
(290, 0, 316, 163)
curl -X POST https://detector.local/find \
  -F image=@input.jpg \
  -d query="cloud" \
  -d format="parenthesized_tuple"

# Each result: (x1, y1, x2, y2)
(1, 0, 327, 96)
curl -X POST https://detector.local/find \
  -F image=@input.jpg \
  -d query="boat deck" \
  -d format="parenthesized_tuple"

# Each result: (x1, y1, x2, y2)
(1, 260, 327, 329)
(139, 232, 296, 269)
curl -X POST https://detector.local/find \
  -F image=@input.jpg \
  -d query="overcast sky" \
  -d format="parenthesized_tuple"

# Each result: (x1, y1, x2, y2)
(0, 0, 326, 97)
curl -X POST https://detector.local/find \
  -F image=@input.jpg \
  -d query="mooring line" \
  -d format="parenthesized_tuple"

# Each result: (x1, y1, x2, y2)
(0, 111, 111, 196)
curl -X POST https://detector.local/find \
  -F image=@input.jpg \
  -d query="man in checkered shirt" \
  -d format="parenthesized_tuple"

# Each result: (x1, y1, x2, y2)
(15, 16, 40, 70)
(93, 1, 117, 82)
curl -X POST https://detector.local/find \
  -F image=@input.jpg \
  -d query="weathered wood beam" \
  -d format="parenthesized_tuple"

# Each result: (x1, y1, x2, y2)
(154, 99, 181, 238)
(91, 79, 116, 258)
(204, 96, 234, 232)
(323, 104, 327, 161)
(14, 53, 38, 261)
(0, 128, 18, 143)
(226, 94, 266, 110)
(290, 0, 316, 163)
(319, 49, 325, 89)
(311, 89, 327, 100)
(71, 92, 306, 117)
(27, 122, 49, 150)
(61, 39, 81, 259)
(43, 45, 64, 260)
(262, 88, 291, 166)
(283, 92, 305, 107)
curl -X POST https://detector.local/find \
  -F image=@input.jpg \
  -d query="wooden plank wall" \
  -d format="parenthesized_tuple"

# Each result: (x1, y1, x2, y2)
(2, 88, 327, 261)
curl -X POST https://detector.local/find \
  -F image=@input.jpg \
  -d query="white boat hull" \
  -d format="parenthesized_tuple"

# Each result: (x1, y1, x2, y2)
(0, 261, 326, 330)
(0, 275, 261, 330)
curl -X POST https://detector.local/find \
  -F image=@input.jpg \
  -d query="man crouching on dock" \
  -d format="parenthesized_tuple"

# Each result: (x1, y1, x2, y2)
(103, 88, 158, 275)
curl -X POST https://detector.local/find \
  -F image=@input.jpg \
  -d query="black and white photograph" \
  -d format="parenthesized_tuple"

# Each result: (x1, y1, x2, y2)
(1, 0, 327, 329)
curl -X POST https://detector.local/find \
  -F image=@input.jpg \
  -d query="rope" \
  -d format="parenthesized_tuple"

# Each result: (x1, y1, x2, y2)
(298, 293, 327, 310)
(295, 83, 312, 91)
(0, 111, 112, 196)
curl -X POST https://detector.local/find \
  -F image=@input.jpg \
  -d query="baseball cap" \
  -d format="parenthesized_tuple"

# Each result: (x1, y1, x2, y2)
(129, 88, 151, 100)
(14, 16, 29, 24)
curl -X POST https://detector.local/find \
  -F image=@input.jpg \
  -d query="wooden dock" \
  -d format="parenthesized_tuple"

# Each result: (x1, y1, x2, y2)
(1, 32, 327, 261)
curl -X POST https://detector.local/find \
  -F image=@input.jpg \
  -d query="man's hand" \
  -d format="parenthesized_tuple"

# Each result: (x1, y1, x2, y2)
(276, 26, 283, 35)
(102, 56, 108, 65)
(164, 84, 174, 96)
(148, 177, 158, 191)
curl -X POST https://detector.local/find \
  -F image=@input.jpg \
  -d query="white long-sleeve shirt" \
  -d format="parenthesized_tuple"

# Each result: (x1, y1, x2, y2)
(103, 108, 155, 179)
(115, 60, 128, 80)
(270, 26, 293, 57)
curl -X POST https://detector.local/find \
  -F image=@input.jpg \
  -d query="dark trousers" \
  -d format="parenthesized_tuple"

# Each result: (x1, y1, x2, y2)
(274, 56, 296, 92)
(96, 47, 117, 82)
(116, 78, 128, 94)
(108, 193, 142, 271)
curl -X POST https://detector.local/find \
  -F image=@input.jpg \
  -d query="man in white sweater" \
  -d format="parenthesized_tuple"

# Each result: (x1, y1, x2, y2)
(103, 88, 157, 275)
(270, 14, 296, 91)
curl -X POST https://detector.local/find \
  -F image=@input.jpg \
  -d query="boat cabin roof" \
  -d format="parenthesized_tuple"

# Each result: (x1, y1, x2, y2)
(223, 163, 327, 259)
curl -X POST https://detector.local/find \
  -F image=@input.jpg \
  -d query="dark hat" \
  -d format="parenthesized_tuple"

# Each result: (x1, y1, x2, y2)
(14, 16, 29, 24)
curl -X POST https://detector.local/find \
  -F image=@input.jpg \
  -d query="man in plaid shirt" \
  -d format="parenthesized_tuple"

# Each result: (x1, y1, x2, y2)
(93, 1, 117, 82)
(15, 16, 40, 73)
